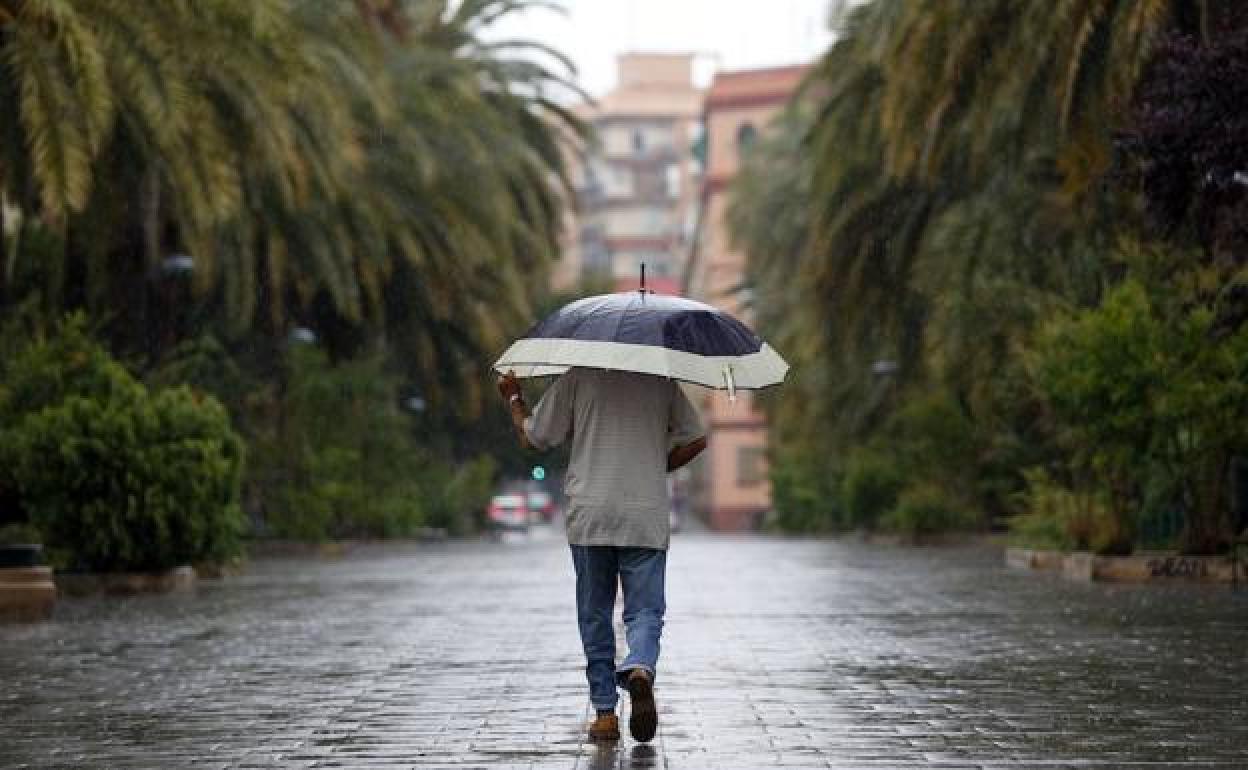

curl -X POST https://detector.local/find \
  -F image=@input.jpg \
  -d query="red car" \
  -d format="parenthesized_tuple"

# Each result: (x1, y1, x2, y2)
(487, 494, 529, 532)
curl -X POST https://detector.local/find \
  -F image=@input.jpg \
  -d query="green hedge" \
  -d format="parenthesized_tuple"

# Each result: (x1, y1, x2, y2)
(840, 449, 903, 531)
(881, 483, 977, 538)
(0, 317, 245, 571)
(251, 345, 495, 540)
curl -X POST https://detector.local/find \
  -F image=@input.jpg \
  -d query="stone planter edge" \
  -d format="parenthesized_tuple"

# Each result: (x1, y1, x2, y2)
(55, 565, 196, 597)
(1005, 547, 1238, 583)
(0, 564, 56, 621)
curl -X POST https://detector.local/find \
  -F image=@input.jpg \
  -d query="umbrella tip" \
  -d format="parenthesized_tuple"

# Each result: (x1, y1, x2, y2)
(640, 262, 647, 294)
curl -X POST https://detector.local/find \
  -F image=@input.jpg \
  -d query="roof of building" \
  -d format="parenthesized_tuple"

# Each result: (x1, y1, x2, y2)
(704, 64, 809, 112)
(579, 87, 704, 121)
(574, 53, 704, 121)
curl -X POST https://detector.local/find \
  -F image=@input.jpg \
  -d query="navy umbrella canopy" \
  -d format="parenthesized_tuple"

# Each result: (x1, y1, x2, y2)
(524, 292, 763, 357)
(493, 290, 788, 393)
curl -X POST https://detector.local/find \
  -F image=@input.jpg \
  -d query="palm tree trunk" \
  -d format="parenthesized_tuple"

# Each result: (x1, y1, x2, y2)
(139, 169, 162, 360)
(0, 193, 8, 303)
(141, 170, 161, 270)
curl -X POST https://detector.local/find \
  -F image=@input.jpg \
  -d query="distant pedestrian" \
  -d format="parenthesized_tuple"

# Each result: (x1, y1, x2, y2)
(498, 367, 706, 743)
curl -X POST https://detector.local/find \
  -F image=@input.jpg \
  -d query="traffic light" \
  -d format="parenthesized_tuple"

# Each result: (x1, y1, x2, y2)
(531, 465, 546, 481)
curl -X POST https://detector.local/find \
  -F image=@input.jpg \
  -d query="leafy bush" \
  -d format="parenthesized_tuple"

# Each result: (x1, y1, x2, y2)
(0, 313, 138, 419)
(419, 455, 497, 536)
(840, 449, 903, 530)
(1031, 276, 1248, 553)
(0, 319, 245, 571)
(0, 523, 42, 545)
(253, 345, 494, 540)
(7, 387, 244, 572)
(768, 449, 840, 532)
(881, 483, 976, 538)
(1007, 469, 1126, 553)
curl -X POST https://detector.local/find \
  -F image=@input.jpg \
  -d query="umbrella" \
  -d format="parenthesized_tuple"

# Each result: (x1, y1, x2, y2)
(492, 288, 788, 400)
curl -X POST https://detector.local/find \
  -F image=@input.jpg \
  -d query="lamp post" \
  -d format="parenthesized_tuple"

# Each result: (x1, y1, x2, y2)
(871, 358, 900, 414)
(871, 359, 899, 377)
(162, 254, 194, 275)
(157, 253, 194, 360)
(289, 327, 318, 345)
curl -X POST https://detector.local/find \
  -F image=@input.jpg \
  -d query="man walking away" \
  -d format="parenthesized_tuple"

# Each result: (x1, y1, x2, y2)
(498, 367, 706, 743)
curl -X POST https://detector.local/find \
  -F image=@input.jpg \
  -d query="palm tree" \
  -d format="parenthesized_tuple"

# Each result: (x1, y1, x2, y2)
(873, 0, 1223, 193)
(158, 0, 584, 423)
(1, 0, 334, 342)
(727, 0, 1208, 523)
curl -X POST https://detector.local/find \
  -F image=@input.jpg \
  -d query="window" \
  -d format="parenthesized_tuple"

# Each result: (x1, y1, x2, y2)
(665, 164, 681, 198)
(601, 165, 634, 198)
(632, 129, 646, 154)
(604, 206, 670, 238)
(736, 446, 767, 486)
(601, 125, 633, 156)
(689, 120, 707, 174)
(736, 122, 758, 156)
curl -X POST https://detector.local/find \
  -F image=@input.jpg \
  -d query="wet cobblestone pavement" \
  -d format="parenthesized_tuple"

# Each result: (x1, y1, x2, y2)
(3, 533, 1248, 769)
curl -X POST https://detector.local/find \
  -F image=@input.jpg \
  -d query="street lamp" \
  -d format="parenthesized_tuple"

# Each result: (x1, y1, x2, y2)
(871, 359, 899, 377)
(289, 327, 318, 345)
(156, 253, 194, 358)
(162, 253, 195, 275)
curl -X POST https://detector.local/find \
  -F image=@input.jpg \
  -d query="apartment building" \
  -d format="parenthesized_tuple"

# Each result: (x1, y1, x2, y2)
(556, 54, 703, 294)
(686, 65, 807, 531)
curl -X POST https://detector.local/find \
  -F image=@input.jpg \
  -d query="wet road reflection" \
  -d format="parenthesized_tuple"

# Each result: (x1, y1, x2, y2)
(2, 535, 1246, 768)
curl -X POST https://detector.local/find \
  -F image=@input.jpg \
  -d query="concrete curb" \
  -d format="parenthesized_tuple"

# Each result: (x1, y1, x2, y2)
(1006, 547, 1238, 583)
(55, 565, 196, 597)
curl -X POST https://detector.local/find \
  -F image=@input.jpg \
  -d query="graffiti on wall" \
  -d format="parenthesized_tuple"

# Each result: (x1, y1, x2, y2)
(1146, 557, 1210, 579)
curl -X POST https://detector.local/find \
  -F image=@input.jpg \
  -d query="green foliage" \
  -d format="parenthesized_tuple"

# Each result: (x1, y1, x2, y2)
(883, 394, 980, 497)
(881, 483, 976, 539)
(732, 0, 1243, 554)
(0, 2, 587, 547)
(252, 345, 495, 540)
(0, 313, 142, 527)
(1031, 273, 1248, 552)
(1, 0, 584, 431)
(1032, 282, 1158, 479)
(0, 313, 140, 419)
(840, 449, 903, 531)
(0, 523, 42, 545)
(146, 335, 251, 420)
(767, 450, 839, 533)
(416, 455, 498, 537)
(1008, 469, 1118, 553)
(0, 321, 244, 571)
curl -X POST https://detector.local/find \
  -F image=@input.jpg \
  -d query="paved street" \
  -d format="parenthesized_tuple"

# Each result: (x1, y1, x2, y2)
(2, 532, 1247, 769)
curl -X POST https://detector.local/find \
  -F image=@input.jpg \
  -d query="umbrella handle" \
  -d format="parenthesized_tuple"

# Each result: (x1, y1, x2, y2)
(722, 365, 737, 403)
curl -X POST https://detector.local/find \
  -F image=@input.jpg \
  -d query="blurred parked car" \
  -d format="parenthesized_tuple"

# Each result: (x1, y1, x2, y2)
(487, 494, 529, 533)
(526, 491, 555, 523)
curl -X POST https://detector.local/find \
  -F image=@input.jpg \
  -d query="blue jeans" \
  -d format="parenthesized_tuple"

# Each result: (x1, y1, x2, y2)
(569, 545, 667, 712)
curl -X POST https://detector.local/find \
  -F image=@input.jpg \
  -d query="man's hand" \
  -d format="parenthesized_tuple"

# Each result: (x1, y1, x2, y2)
(667, 436, 707, 472)
(497, 371, 521, 402)
(498, 371, 531, 449)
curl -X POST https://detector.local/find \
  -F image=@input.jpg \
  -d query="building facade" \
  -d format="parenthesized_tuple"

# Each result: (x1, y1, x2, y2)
(556, 54, 703, 295)
(687, 65, 806, 531)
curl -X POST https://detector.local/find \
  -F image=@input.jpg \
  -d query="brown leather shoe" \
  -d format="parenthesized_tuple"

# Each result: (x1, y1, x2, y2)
(588, 713, 620, 741)
(626, 668, 657, 742)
